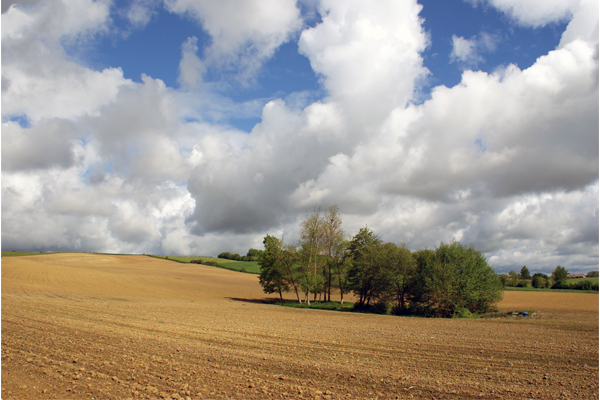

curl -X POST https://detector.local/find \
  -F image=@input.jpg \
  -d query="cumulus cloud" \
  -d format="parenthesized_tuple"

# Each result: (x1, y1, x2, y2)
(468, 0, 572, 27)
(298, 0, 429, 124)
(450, 32, 498, 67)
(2, 0, 129, 122)
(1, 119, 79, 171)
(178, 36, 206, 89)
(450, 35, 482, 65)
(1, 0, 43, 14)
(123, 0, 159, 28)
(165, 0, 302, 84)
(1, 0, 598, 273)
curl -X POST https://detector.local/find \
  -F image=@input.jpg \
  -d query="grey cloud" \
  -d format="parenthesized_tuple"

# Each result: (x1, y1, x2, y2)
(1, 118, 79, 171)
(1, 0, 42, 14)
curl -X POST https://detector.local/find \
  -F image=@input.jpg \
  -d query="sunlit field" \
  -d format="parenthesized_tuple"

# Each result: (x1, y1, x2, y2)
(2, 253, 598, 399)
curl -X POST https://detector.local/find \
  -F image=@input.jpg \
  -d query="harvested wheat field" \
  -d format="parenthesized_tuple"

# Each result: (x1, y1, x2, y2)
(2, 253, 598, 400)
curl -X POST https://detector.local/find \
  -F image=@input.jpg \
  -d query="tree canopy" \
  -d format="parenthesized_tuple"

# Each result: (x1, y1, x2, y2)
(257, 205, 503, 318)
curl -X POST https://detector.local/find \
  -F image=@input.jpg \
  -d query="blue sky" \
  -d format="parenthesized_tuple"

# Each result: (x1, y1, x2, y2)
(2, 0, 598, 274)
(86, 0, 568, 129)
(6, 0, 568, 134)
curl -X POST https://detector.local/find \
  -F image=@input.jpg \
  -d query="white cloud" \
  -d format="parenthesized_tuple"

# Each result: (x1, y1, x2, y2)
(450, 32, 499, 67)
(165, 0, 302, 84)
(469, 0, 572, 27)
(298, 0, 429, 124)
(178, 37, 206, 89)
(124, 0, 159, 28)
(559, 0, 599, 48)
(1, 0, 597, 274)
(450, 35, 482, 65)
(2, 0, 130, 122)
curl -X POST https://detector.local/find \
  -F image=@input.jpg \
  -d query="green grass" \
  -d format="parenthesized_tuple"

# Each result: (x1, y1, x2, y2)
(503, 286, 598, 294)
(567, 277, 599, 285)
(148, 255, 260, 274)
(1, 251, 52, 257)
(269, 300, 356, 312)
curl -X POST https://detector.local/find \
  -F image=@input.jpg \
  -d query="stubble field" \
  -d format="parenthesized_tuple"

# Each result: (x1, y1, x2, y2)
(2, 253, 598, 399)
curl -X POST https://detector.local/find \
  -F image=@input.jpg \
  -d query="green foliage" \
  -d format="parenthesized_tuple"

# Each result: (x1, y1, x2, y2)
(499, 274, 509, 288)
(258, 235, 290, 300)
(551, 280, 569, 289)
(570, 280, 593, 291)
(551, 265, 568, 286)
(517, 281, 528, 288)
(531, 273, 548, 288)
(586, 271, 599, 278)
(246, 248, 263, 261)
(453, 308, 475, 319)
(407, 241, 502, 318)
(508, 270, 519, 286)
(346, 228, 389, 308)
(520, 266, 531, 280)
(384, 243, 417, 313)
(257, 205, 503, 318)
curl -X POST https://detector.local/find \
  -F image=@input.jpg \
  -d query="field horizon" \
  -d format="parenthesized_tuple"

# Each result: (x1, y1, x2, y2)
(2, 253, 598, 399)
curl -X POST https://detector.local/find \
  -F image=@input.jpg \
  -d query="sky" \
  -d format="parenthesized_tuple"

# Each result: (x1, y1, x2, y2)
(1, 0, 598, 274)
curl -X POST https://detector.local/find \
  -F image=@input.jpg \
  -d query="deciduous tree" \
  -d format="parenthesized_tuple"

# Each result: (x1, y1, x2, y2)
(299, 207, 325, 305)
(346, 228, 389, 309)
(520, 266, 531, 280)
(322, 205, 344, 302)
(258, 235, 289, 301)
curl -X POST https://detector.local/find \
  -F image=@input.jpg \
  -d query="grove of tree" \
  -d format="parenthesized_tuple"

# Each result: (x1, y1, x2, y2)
(258, 205, 503, 318)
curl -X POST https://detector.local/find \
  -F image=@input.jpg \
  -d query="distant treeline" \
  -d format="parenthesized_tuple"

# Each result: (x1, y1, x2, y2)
(218, 249, 263, 262)
(501, 266, 599, 291)
(258, 205, 502, 318)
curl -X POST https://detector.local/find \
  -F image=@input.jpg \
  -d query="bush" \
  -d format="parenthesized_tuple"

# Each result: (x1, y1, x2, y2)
(551, 280, 569, 289)
(454, 308, 475, 318)
(592, 283, 599, 291)
(191, 260, 221, 267)
(569, 280, 594, 291)
(353, 301, 390, 314)
(373, 301, 391, 314)
(531, 275, 546, 288)
(409, 242, 502, 317)
(517, 281, 529, 288)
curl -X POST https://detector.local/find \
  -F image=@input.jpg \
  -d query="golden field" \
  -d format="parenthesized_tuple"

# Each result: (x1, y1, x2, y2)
(2, 253, 598, 399)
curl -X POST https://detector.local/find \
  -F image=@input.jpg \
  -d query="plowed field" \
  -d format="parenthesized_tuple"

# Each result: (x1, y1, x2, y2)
(2, 253, 598, 399)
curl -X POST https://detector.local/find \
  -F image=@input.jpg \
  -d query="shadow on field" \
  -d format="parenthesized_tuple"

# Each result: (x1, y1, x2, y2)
(227, 297, 273, 304)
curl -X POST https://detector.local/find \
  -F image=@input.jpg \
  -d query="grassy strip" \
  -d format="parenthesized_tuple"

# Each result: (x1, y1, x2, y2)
(267, 300, 519, 319)
(567, 277, 599, 284)
(268, 300, 356, 312)
(148, 255, 260, 274)
(503, 286, 598, 294)
(1, 251, 53, 257)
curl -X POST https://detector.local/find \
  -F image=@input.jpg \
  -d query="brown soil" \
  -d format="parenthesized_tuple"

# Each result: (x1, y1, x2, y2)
(2, 253, 598, 399)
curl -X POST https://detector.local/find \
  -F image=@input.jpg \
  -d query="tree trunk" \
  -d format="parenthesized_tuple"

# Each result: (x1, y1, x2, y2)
(294, 286, 301, 303)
